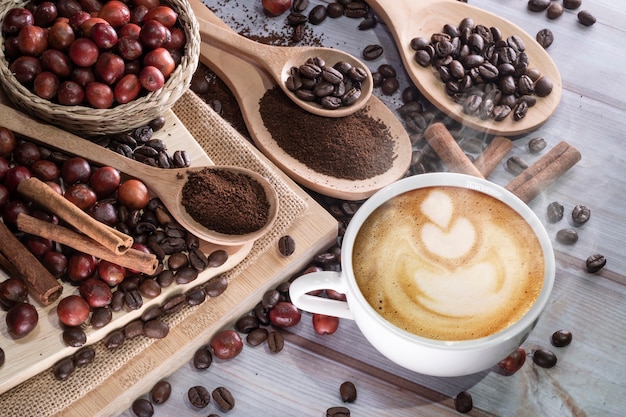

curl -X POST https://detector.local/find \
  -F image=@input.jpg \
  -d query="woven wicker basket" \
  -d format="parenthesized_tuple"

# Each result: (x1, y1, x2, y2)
(0, 0, 200, 136)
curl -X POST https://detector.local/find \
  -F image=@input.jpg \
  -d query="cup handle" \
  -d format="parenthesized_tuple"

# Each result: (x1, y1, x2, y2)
(289, 271, 355, 320)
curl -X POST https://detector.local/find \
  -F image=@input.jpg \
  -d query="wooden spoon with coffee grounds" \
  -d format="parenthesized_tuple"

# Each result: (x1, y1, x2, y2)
(366, 0, 562, 136)
(190, 0, 412, 200)
(196, 14, 373, 118)
(0, 102, 279, 246)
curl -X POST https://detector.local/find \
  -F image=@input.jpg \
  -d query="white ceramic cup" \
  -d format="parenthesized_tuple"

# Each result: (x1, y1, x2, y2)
(289, 173, 555, 377)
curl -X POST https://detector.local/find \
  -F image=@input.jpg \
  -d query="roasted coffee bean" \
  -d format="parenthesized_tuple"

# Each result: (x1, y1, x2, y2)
(308, 4, 327, 25)
(454, 391, 473, 413)
(63, 326, 87, 347)
(0, 348, 4, 367)
(149, 116, 166, 131)
(189, 248, 209, 270)
(193, 344, 213, 370)
(322, 66, 344, 84)
(532, 348, 557, 368)
(547, 3, 563, 19)
(151, 380, 172, 404)
(103, 329, 125, 349)
(286, 12, 307, 26)
(212, 386, 235, 411)
(534, 76, 553, 97)
(90, 306, 112, 328)
(536, 28, 554, 49)
(73, 346, 96, 367)
(175, 266, 199, 284)
(327, 406, 350, 417)
(156, 269, 175, 287)
(362, 44, 384, 61)
(124, 320, 145, 339)
(208, 249, 229, 267)
(144, 319, 168, 339)
(506, 156, 528, 175)
(344, 2, 368, 18)
(246, 328, 269, 346)
(340, 381, 357, 403)
(235, 314, 260, 333)
(571, 204, 591, 225)
(585, 254, 607, 273)
(556, 228, 578, 245)
(172, 150, 190, 167)
(513, 100, 529, 120)
(188, 385, 211, 408)
(551, 329, 573, 347)
(578, 10, 596, 26)
(141, 306, 162, 322)
(161, 293, 186, 315)
(327, 3, 344, 18)
(381, 77, 400, 95)
(53, 357, 75, 381)
(134, 126, 153, 143)
(321, 96, 343, 109)
(563, 0, 582, 9)
(111, 290, 125, 312)
(254, 302, 271, 325)
(267, 330, 285, 353)
(492, 105, 512, 121)
(528, 136, 547, 153)
(139, 278, 161, 299)
(204, 275, 228, 297)
(292, 0, 309, 12)
(262, 289, 281, 310)
(341, 87, 361, 105)
(124, 289, 143, 310)
(358, 15, 377, 30)
(527, 0, 550, 12)
(546, 201, 564, 223)
(348, 66, 368, 82)
(186, 286, 206, 306)
(314, 82, 335, 97)
(131, 398, 153, 417)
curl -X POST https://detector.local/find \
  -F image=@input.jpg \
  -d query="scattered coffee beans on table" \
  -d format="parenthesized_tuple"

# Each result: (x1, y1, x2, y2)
(551, 330, 573, 347)
(454, 390, 473, 413)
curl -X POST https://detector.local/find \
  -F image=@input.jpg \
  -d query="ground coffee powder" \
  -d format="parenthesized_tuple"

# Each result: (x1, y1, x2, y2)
(259, 86, 396, 180)
(182, 168, 270, 235)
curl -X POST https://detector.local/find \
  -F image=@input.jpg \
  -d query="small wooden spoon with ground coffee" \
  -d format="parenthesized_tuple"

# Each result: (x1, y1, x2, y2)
(0, 102, 279, 246)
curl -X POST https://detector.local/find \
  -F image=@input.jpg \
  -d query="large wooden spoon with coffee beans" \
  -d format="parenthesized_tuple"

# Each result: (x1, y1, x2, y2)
(366, 0, 562, 136)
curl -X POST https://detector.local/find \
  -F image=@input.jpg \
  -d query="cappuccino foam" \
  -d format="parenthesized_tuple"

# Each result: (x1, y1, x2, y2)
(353, 186, 544, 341)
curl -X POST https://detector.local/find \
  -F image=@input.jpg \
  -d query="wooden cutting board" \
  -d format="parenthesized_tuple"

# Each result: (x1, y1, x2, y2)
(0, 105, 256, 395)
(0, 94, 338, 417)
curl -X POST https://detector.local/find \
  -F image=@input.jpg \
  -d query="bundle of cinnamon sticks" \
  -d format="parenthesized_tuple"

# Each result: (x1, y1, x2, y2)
(0, 177, 158, 306)
(424, 122, 581, 203)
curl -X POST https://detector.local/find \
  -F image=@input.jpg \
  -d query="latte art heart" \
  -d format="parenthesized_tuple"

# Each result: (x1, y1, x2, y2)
(421, 218, 475, 259)
(353, 186, 545, 341)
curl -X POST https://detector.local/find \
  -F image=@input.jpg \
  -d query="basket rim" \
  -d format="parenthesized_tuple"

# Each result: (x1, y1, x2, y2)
(0, 0, 200, 134)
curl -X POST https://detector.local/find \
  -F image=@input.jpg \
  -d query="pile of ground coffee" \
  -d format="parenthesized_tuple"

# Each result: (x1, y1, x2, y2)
(259, 86, 396, 180)
(182, 168, 270, 235)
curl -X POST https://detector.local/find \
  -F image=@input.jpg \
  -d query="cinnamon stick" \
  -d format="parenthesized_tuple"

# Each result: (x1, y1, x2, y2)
(17, 177, 133, 255)
(0, 220, 63, 305)
(473, 136, 513, 178)
(505, 141, 581, 203)
(16, 213, 158, 276)
(424, 122, 485, 178)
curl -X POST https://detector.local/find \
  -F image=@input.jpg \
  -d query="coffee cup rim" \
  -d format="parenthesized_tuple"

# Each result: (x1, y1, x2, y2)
(342, 172, 556, 349)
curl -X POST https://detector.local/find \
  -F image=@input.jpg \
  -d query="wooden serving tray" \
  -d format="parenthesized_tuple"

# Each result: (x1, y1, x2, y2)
(0, 107, 254, 395)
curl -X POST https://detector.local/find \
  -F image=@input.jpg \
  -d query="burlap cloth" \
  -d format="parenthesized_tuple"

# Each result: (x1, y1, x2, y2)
(0, 91, 308, 415)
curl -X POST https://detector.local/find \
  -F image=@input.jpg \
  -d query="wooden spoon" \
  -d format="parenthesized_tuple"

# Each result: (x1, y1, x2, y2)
(366, 0, 562, 136)
(195, 15, 373, 118)
(0, 102, 279, 246)
(191, 1, 412, 200)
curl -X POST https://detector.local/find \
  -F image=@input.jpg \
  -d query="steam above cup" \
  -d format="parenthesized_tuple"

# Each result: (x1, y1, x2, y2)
(289, 173, 555, 377)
